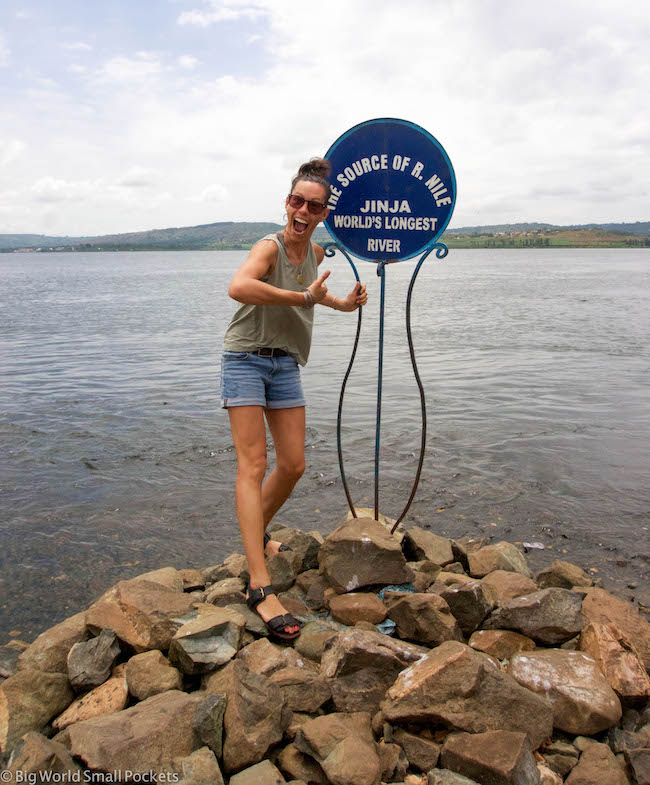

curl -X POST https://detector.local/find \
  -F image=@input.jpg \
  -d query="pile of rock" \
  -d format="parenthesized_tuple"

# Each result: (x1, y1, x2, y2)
(2, 516, 649, 785)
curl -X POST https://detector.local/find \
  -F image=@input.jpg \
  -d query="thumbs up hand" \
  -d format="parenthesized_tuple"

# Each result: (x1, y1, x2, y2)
(308, 269, 330, 303)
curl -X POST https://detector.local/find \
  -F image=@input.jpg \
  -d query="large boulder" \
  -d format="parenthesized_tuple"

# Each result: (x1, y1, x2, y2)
(319, 628, 428, 714)
(564, 741, 631, 785)
(318, 518, 412, 593)
(402, 527, 455, 566)
(535, 561, 593, 590)
(169, 607, 245, 674)
(52, 676, 128, 730)
(294, 712, 381, 785)
(381, 641, 553, 749)
(483, 588, 583, 645)
(468, 542, 533, 579)
(468, 630, 535, 660)
(16, 612, 88, 674)
(579, 622, 650, 702)
(85, 578, 196, 652)
(125, 650, 183, 700)
(4, 732, 82, 779)
(59, 690, 202, 776)
(237, 638, 330, 713)
(480, 572, 538, 605)
(438, 580, 496, 636)
(581, 587, 650, 672)
(204, 660, 290, 773)
(67, 628, 121, 691)
(441, 730, 540, 785)
(0, 670, 74, 757)
(385, 592, 463, 646)
(508, 650, 622, 735)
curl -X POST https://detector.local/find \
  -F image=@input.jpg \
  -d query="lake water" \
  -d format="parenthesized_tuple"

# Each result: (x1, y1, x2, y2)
(1, 248, 649, 643)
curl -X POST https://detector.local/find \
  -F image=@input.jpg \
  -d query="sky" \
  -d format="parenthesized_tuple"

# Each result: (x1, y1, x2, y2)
(0, 0, 649, 236)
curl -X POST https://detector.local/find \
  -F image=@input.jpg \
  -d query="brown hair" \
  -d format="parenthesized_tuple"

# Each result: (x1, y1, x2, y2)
(291, 157, 332, 203)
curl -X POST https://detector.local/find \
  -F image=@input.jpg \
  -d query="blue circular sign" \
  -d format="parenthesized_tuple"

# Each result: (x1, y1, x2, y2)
(324, 118, 456, 262)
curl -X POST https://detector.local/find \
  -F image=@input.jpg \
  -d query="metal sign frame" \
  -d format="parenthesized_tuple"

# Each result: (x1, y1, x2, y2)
(323, 118, 456, 533)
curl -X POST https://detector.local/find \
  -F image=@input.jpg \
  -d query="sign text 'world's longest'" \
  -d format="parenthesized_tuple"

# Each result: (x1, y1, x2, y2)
(324, 118, 456, 262)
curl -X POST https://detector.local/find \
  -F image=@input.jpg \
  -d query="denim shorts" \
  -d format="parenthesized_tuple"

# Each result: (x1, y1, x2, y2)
(220, 351, 306, 409)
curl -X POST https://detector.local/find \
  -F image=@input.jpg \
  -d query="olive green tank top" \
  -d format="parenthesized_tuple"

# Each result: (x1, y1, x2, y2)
(223, 233, 318, 366)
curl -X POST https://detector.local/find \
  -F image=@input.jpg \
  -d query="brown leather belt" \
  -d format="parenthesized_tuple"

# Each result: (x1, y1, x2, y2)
(256, 347, 289, 357)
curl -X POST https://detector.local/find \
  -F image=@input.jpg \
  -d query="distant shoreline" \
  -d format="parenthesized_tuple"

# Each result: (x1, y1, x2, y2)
(2, 222, 649, 253)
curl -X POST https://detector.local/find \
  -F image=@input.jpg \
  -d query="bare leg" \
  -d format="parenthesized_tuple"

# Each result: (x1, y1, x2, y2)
(227, 405, 298, 635)
(262, 406, 306, 553)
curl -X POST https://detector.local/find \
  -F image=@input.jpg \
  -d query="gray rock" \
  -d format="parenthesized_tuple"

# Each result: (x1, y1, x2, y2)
(67, 628, 121, 691)
(193, 694, 227, 759)
(624, 748, 650, 785)
(439, 580, 496, 636)
(428, 771, 481, 785)
(483, 588, 583, 645)
(204, 577, 246, 606)
(320, 628, 428, 714)
(294, 620, 340, 662)
(168, 607, 245, 674)
(385, 591, 463, 646)
(204, 660, 291, 774)
(391, 727, 441, 771)
(0, 642, 29, 679)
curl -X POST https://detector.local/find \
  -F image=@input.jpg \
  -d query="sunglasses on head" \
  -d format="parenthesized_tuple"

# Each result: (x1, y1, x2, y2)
(287, 194, 327, 214)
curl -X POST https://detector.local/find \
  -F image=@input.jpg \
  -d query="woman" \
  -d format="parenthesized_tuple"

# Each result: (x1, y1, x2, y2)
(221, 158, 367, 640)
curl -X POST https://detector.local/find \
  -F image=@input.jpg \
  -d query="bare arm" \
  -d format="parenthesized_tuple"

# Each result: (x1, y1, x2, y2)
(228, 240, 304, 307)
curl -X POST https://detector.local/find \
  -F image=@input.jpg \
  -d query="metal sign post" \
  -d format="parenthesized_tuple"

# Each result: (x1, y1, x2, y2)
(323, 118, 457, 533)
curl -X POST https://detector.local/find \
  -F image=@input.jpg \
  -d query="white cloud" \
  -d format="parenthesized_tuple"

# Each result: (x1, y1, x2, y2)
(178, 3, 267, 27)
(116, 166, 158, 188)
(67, 64, 87, 74)
(64, 42, 93, 51)
(192, 184, 229, 202)
(97, 52, 163, 82)
(178, 55, 199, 69)
(0, 138, 26, 167)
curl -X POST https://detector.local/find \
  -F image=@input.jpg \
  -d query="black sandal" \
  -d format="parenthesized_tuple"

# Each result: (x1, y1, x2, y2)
(263, 532, 292, 552)
(246, 585, 301, 641)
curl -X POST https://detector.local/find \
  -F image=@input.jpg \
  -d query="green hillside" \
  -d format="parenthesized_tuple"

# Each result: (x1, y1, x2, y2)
(1, 221, 648, 253)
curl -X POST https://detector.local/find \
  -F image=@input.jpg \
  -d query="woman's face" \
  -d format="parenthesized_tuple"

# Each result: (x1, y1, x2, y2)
(285, 180, 329, 240)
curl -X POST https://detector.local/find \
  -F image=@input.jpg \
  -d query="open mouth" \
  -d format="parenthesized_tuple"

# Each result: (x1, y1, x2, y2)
(294, 218, 308, 234)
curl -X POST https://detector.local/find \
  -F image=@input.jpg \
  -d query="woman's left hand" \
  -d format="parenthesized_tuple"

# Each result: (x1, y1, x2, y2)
(342, 282, 368, 311)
